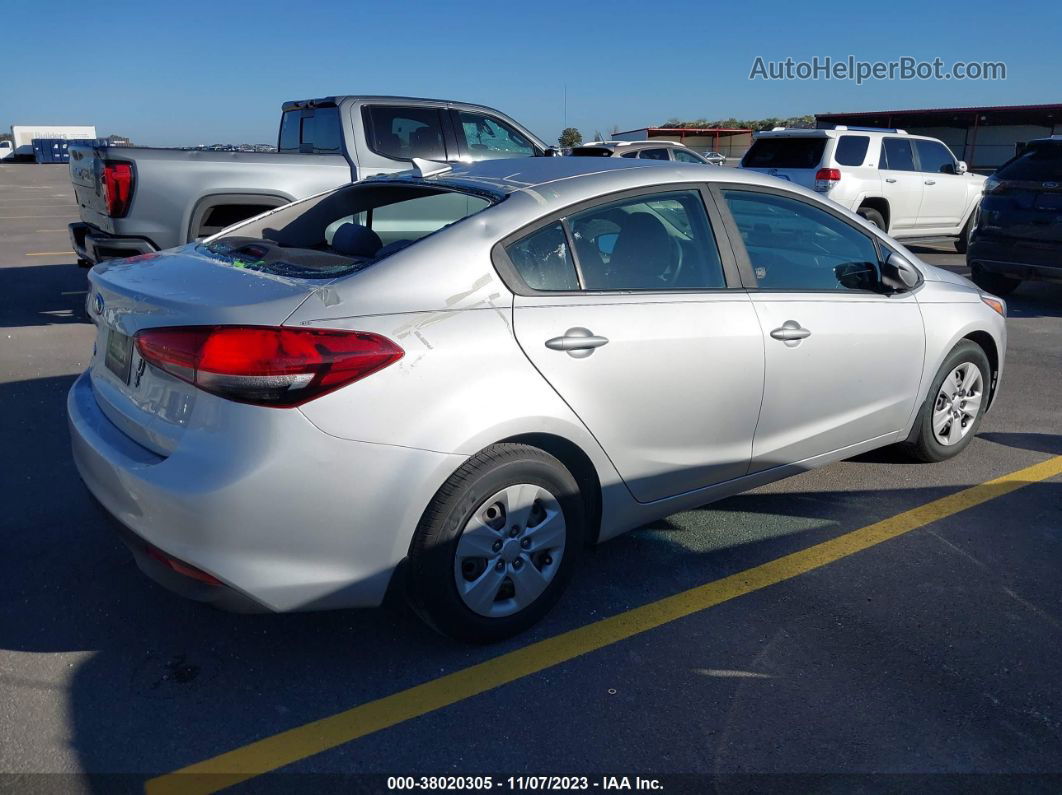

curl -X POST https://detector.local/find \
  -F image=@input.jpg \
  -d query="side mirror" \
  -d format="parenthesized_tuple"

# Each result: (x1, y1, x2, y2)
(543, 147, 562, 157)
(955, 160, 968, 175)
(881, 250, 922, 291)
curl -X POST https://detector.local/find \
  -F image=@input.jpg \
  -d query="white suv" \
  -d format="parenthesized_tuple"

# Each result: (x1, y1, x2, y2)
(740, 127, 985, 252)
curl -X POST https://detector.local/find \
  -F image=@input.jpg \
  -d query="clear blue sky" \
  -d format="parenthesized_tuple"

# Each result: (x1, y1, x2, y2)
(1, 0, 1057, 147)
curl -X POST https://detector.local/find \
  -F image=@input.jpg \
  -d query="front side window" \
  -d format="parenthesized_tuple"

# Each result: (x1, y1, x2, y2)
(638, 148, 671, 161)
(458, 111, 535, 160)
(834, 135, 870, 166)
(364, 106, 447, 161)
(673, 148, 708, 164)
(915, 140, 957, 174)
(722, 190, 883, 292)
(882, 138, 916, 171)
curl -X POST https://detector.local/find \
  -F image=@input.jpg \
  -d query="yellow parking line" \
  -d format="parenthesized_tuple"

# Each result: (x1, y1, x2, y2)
(146, 454, 1062, 795)
(25, 251, 73, 256)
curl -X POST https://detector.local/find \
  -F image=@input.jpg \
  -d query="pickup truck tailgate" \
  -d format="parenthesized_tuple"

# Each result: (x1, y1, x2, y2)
(70, 145, 116, 234)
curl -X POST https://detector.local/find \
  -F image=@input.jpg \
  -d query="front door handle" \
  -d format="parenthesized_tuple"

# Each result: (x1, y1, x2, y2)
(545, 327, 609, 358)
(770, 320, 811, 347)
(885, 177, 897, 183)
(924, 179, 936, 185)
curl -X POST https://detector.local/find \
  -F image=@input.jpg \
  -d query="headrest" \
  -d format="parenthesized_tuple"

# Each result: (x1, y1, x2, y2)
(331, 223, 382, 259)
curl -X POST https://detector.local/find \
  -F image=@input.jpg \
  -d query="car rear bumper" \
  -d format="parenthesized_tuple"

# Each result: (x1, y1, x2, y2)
(70, 221, 158, 266)
(67, 370, 462, 611)
(968, 236, 1062, 283)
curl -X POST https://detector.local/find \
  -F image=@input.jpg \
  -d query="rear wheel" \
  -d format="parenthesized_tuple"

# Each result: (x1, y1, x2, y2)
(407, 444, 584, 642)
(970, 263, 1020, 296)
(902, 341, 990, 462)
(857, 206, 886, 231)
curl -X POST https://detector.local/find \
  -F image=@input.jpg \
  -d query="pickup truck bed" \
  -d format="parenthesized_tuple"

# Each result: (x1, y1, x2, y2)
(70, 146, 351, 263)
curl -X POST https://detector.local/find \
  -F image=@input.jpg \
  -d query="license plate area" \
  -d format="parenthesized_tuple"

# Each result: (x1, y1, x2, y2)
(105, 329, 133, 383)
(1034, 192, 1062, 211)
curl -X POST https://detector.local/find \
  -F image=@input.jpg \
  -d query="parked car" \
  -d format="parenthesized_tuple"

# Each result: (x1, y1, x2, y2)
(740, 127, 985, 252)
(571, 140, 720, 164)
(69, 156, 1006, 641)
(68, 96, 549, 265)
(967, 135, 1062, 295)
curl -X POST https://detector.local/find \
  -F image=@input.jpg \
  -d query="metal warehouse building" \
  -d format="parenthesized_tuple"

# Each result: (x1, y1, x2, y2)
(611, 127, 753, 161)
(815, 103, 1062, 173)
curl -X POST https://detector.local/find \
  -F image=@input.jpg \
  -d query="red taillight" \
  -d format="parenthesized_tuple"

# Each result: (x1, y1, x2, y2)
(101, 161, 134, 217)
(146, 546, 222, 586)
(135, 326, 404, 407)
(815, 168, 842, 182)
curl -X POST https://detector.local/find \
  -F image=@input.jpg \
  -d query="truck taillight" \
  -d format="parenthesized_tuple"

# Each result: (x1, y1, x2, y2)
(101, 161, 134, 217)
(814, 168, 841, 192)
(135, 326, 404, 408)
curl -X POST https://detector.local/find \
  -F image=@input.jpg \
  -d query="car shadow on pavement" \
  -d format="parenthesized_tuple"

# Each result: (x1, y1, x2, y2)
(979, 431, 1062, 456)
(0, 262, 90, 327)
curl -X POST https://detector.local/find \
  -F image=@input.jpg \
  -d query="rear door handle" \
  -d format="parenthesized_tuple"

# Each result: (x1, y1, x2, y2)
(770, 320, 811, 347)
(885, 177, 897, 183)
(924, 179, 936, 185)
(545, 327, 609, 358)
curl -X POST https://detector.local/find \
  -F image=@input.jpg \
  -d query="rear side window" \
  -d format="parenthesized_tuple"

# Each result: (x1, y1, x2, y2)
(620, 150, 639, 158)
(995, 140, 1062, 180)
(673, 148, 707, 164)
(568, 190, 724, 290)
(278, 107, 343, 154)
(458, 111, 536, 160)
(834, 135, 870, 166)
(364, 106, 447, 161)
(638, 148, 671, 161)
(915, 140, 956, 173)
(506, 223, 579, 291)
(882, 138, 916, 171)
(742, 137, 827, 169)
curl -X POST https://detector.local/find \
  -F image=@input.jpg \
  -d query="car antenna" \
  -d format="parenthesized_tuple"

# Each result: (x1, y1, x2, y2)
(411, 158, 453, 178)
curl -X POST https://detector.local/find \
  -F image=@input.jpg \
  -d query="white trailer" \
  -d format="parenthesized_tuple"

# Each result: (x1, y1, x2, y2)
(1, 125, 97, 160)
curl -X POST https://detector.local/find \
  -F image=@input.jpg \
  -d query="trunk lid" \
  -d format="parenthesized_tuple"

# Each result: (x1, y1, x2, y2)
(86, 246, 322, 455)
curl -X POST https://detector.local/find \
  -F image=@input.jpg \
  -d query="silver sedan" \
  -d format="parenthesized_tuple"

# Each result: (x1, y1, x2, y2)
(69, 156, 1007, 641)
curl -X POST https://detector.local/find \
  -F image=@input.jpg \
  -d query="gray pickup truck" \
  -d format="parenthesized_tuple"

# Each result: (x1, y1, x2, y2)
(69, 95, 548, 265)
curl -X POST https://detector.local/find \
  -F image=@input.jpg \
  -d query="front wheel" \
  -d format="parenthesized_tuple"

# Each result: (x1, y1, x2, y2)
(407, 443, 584, 642)
(902, 341, 990, 462)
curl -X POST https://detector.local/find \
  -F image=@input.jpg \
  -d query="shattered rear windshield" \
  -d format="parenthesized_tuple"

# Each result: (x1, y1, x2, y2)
(199, 183, 496, 279)
(199, 238, 353, 279)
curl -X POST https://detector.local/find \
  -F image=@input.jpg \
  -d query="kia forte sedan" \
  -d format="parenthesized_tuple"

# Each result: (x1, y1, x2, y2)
(69, 156, 1007, 641)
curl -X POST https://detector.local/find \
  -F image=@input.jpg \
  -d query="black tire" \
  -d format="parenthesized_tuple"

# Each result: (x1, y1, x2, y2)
(858, 206, 886, 232)
(969, 263, 1020, 296)
(902, 341, 991, 463)
(407, 443, 585, 642)
(954, 209, 975, 254)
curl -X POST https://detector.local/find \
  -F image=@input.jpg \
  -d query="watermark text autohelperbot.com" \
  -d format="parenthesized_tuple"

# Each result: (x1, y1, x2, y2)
(750, 56, 1006, 85)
